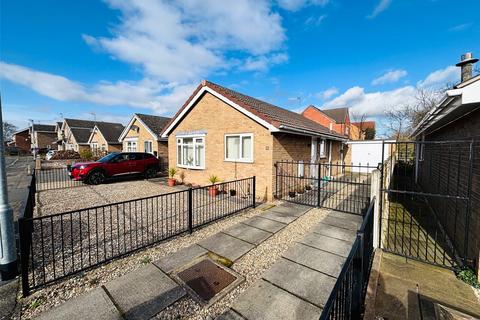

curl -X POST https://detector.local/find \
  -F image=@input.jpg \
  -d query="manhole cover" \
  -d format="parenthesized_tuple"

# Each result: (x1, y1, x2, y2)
(176, 258, 239, 303)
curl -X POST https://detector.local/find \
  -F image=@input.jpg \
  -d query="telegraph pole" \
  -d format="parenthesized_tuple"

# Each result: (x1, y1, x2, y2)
(0, 94, 17, 280)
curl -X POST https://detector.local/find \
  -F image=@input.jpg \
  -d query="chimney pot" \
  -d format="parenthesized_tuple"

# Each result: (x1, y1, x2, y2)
(456, 52, 479, 83)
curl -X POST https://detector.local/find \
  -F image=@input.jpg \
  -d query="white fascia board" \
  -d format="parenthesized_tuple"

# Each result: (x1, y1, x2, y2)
(87, 126, 98, 144)
(161, 86, 279, 138)
(118, 114, 159, 142)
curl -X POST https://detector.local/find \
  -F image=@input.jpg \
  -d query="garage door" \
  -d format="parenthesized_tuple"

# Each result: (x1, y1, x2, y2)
(349, 142, 390, 173)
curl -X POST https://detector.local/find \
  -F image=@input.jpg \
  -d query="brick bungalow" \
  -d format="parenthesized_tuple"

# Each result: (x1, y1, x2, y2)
(87, 122, 124, 154)
(118, 113, 171, 162)
(12, 128, 31, 153)
(161, 80, 347, 201)
(412, 52, 480, 276)
(30, 124, 56, 153)
(302, 106, 351, 136)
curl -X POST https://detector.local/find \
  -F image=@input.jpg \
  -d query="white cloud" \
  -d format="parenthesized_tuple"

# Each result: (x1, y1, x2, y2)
(315, 87, 339, 100)
(372, 69, 407, 85)
(85, 0, 287, 81)
(448, 22, 473, 32)
(305, 14, 327, 27)
(240, 53, 289, 72)
(367, 0, 391, 19)
(277, 0, 329, 11)
(324, 85, 416, 117)
(417, 65, 458, 88)
(0, 61, 195, 114)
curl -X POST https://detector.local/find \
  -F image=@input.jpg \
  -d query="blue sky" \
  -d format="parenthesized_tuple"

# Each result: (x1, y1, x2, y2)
(1, 0, 479, 136)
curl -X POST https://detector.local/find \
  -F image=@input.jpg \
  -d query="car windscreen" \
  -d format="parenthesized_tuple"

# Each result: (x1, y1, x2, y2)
(97, 153, 119, 163)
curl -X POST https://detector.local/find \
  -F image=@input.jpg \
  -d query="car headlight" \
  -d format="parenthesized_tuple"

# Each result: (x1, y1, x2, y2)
(79, 165, 86, 170)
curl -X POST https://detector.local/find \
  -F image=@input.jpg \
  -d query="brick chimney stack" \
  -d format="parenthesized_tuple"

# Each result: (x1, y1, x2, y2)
(456, 52, 478, 83)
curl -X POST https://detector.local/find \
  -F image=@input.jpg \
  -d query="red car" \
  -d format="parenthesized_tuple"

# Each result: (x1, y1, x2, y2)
(68, 152, 160, 184)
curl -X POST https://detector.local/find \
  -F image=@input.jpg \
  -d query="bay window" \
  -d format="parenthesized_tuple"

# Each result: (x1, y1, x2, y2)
(177, 136, 205, 169)
(225, 133, 253, 162)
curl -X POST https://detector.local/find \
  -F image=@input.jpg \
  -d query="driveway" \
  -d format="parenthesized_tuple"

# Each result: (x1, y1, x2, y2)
(5, 155, 34, 222)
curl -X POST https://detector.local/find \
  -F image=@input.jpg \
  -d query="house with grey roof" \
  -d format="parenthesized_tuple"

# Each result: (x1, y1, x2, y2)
(87, 122, 125, 154)
(161, 80, 347, 201)
(30, 124, 56, 154)
(118, 113, 171, 161)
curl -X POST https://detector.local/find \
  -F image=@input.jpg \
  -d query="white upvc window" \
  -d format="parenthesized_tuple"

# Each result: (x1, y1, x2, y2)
(144, 140, 153, 154)
(319, 139, 326, 158)
(177, 136, 205, 169)
(126, 141, 137, 152)
(91, 143, 98, 150)
(225, 133, 253, 163)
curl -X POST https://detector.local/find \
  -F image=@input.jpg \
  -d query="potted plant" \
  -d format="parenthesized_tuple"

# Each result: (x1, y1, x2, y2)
(305, 185, 312, 191)
(288, 189, 296, 198)
(229, 189, 237, 196)
(296, 186, 305, 194)
(208, 175, 220, 197)
(167, 167, 178, 187)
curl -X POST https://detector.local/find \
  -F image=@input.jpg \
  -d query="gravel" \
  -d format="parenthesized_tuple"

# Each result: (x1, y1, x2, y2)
(154, 206, 329, 320)
(20, 200, 269, 319)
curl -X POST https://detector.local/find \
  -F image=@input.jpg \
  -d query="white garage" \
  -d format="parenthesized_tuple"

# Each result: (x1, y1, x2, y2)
(347, 140, 394, 173)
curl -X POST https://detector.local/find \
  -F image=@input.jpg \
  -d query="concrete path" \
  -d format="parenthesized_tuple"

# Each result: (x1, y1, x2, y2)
(221, 210, 363, 320)
(34, 202, 312, 319)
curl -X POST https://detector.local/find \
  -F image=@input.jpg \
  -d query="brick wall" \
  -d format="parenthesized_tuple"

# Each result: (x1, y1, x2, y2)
(36, 132, 56, 149)
(90, 130, 122, 153)
(13, 130, 31, 153)
(168, 92, 274, 201)
(423, 107, 480, 271)
(123, 118, 168, 161)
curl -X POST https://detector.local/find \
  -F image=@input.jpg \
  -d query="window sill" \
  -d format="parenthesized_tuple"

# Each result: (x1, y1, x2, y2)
(224, 159, 254, 164)
(178, 164, 205, 170)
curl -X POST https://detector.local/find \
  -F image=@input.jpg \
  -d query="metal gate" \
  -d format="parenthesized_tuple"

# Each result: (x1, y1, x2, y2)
(275, 161, 376, 215)
(380, 140, 477, 269)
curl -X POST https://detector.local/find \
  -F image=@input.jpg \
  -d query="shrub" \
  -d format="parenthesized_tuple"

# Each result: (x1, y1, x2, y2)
(79, 149, 93, 160)
(208, 175, 220, 184)
(456, 267, 480, 289)
(50, 150, 81, 160)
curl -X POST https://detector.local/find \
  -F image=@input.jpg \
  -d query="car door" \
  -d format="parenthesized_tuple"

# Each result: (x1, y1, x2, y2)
(127, 153, 143, 174)
(105, 154, 130, 176)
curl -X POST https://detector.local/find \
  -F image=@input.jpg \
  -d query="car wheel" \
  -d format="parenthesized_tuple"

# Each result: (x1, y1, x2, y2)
(88, 171, 105, 185)
(144, 167, 157, 179)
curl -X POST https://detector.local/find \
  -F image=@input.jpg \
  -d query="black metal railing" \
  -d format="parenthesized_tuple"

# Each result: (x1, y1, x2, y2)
(35, 167, 84, 191)
(275, 161, 375, 215)
(18, 176, 255, 295)
(320, 197, 375, 319)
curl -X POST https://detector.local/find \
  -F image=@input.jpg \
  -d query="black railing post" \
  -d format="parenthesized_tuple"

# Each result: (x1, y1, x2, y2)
(317, 163, 321, 207)
(352, 233, 364, 319)
(274, 163, 278, 199)
(188, 188, 193, 234)
(252, 176, 256, 208)
(18, 217, 31, 297)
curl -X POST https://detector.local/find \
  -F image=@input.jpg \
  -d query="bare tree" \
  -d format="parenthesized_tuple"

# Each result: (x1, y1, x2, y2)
(350, 112, 368, 139)
(3, 121, 17, 141)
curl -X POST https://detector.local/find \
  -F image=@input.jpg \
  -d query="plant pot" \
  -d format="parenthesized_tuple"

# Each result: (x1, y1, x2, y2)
(305, 185, 311, 191)
(167, 178, 176, 187)
(209, 186, 219, 197)
(297, 189, 305, 194)
(288, 191, 296, 198)
(229, 189, 237, 196)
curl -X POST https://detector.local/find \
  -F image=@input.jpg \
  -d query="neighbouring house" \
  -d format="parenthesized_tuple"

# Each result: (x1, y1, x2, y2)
(87, 122, 124, 154)
(118, 113, 171, 162)
(54, 122, 63, 150)
(412, 52, 480, 277)
(59, 118, 124, 153)
(351, 121, 376, 140)
(12, 128, 31, 153)
(161, 80, 347, 201)
(30, 124, 56, 154)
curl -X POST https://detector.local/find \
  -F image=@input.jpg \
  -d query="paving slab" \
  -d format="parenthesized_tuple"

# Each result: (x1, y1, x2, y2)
(216, 309, 246, 320)
(263, 258, 336, 308)
(283, 243, 345, 277)
(320, 215, 360, 231)
(299, 233, 353, 257)
(232, 279, 321, 320)
(260, 210, 298, 224)
(267, 203, 311, 217)
(223, 223, 273, 245)
(0, 279, 19, 320)
(154, 244, 208, 273)
(311, 223, 357, 242)
(105, 264, 185, 320)
(198, 232, 254, 261)
(37, 287, 122, 320)
(242, 216, 286, 233)
(325, 210, 363, 224)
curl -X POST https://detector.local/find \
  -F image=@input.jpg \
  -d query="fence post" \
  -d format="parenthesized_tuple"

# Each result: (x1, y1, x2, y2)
(252, 176, 256, 208)
(188, 188, 193, 234)
(18, 217, 31, 297)
(371, 169, 381, 249)
(317, 163, 321, 207)
(352, 234, 364, 318)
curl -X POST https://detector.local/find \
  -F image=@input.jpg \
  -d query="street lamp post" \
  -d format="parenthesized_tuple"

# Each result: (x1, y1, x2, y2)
(0, 95, 17, 280)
